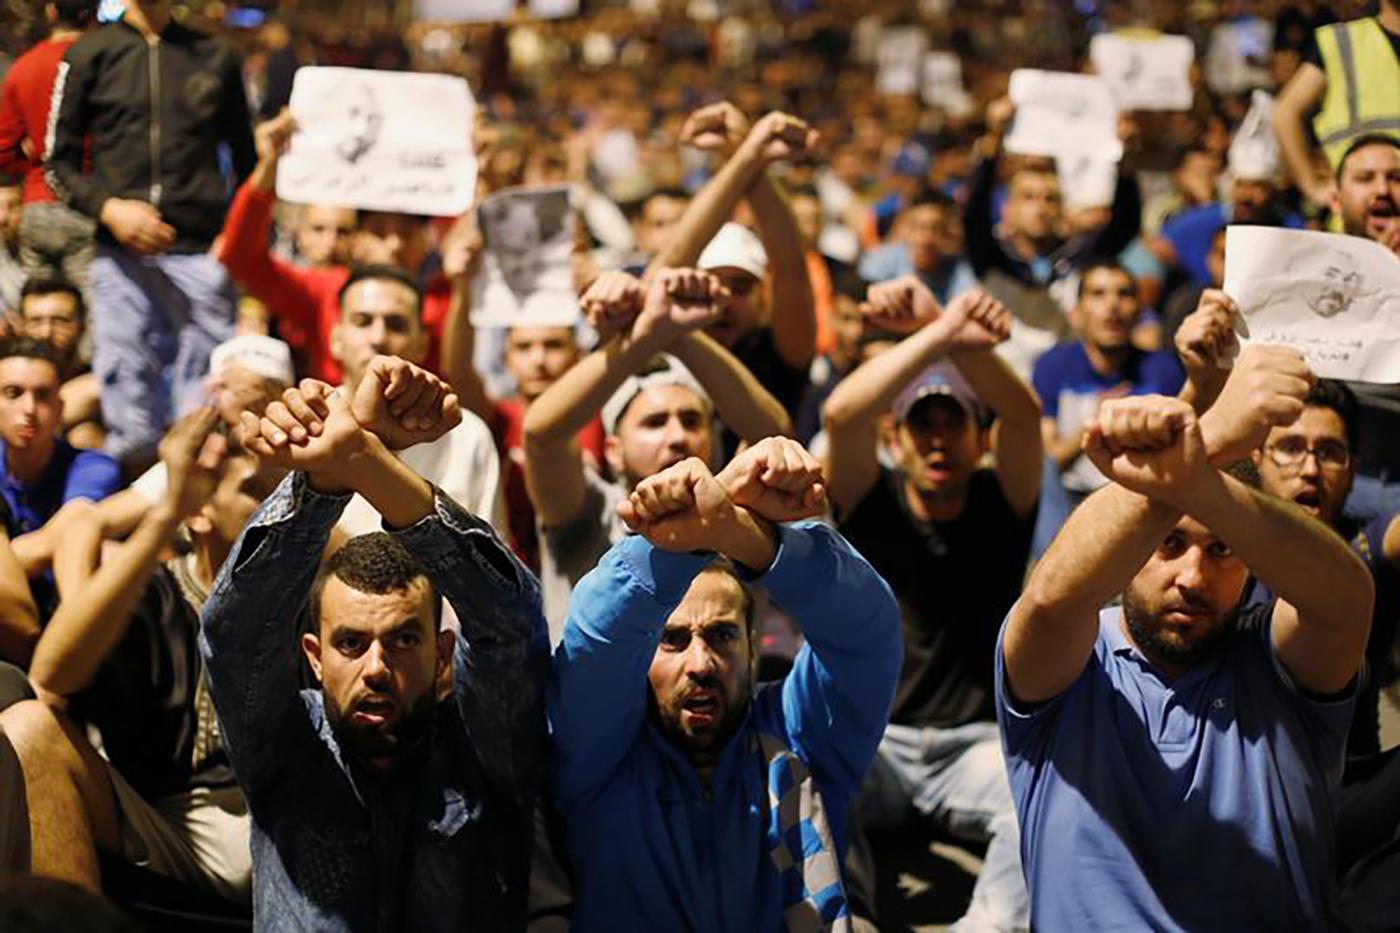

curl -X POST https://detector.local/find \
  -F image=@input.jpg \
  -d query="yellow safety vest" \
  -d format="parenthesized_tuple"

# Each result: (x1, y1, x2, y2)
(1312, 16, 1400, 168)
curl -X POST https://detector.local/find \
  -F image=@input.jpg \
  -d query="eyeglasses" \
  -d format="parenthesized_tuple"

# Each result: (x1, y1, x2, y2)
(1265, 436, 1351, 471)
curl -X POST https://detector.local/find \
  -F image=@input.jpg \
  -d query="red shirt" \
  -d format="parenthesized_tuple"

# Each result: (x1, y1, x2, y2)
(491, 395, 605, 572)
(217, 183, 450, 383)
(0, 37, 80, 204)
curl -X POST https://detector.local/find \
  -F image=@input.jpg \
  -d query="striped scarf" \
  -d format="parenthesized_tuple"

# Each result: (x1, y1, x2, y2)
(757, 729, 852, 932)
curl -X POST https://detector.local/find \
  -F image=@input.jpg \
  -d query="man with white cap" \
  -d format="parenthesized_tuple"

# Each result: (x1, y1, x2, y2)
(821, 277, 1042, 931)
(523, 267, 791, 637)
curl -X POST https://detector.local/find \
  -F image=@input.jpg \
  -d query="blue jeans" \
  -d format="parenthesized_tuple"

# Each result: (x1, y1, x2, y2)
(89, 245, 235, 463)
(862, 721, 1029, 932)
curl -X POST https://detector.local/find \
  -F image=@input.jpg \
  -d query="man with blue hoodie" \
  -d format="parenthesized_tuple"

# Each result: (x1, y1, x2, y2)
(549, 436, 901, 931)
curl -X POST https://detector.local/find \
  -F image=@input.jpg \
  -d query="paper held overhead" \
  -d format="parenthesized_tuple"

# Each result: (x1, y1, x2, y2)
(278, 67, 477, 217)
(470, 186, 581, 329)
(1089, 33, 1194, 111)
(1005, 70, 1123, 162)
(1224, 225, 1400, 382)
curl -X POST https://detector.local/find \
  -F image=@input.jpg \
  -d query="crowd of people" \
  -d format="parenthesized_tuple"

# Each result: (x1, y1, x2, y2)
(0, 0, 1397, 929)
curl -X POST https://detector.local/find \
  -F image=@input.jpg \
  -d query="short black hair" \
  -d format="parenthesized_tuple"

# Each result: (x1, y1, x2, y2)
(52, 0, 98, 29)
(1077, 257, 1136, 300)
(1303, 379, 1359, 451)
(19, 276, 85, 321)
(830, 264, 866, 303)
(1337, 134, 1400, 179)
(308, 533, 440, 633)
(337, 264, 423, 318)
(0, 337, 61, 371)
(906, 186, 957, 213)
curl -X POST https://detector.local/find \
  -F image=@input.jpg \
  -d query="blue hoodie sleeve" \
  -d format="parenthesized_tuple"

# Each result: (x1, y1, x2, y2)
(549, 534, 713, 808)
(767, 522, 902, 801)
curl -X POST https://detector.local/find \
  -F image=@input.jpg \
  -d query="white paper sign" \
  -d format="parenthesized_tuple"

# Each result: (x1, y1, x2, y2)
(1228, 90, 1280, 180)
(415, 0, 515, 22)
(877, 27, 929, 96)
(470, 186, 579, 329)
(529, 0, 578, 18)
(1225, 226, 1400, 382)
(1057, 154, 1118, 211)
(922, 52, 972, 115)
(279, 68, 476, 217)
(1090, 33, 1194, 111)
(1005, 70, 1123, 162)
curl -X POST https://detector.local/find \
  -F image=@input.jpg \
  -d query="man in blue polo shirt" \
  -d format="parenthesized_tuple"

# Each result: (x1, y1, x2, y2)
(997, 367, 1373, 930)
(0, 337, 119, 589)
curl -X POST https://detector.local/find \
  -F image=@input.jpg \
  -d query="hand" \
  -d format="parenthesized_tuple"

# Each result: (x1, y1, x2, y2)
(862, 275, 942, 335)
(350, 356, 462, 450)
(239, 382, 373, 490)
(1174, 289, 1241, 374)
(985, 96, 1015, 138)
(581, 270, 646, 343)
(99, 198, 175, 255)
(1083, 395, 1212, 509)
(441, 211, 484, 283)
(630, 268, 728, 353)
(254, 108, 296, 166)
(717, 437, 827, 523)
(1306, 177, 1338, 213)
(928, 289, 1013, 354)
(680, 101, 752, 155)
(1198, 345, 1314, 464)
(617, 457, 776, 568)
(159, 407, 229, 519)
(743, 111, 819, 166)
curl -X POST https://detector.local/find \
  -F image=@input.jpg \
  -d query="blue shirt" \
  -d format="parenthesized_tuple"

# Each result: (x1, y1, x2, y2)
(856, 244, 979, 305)
(201, 474, 549, 932)
(995, 604, 1353, 932)
(549, 523, 902, 933)
(1161, 203, 1305, 285)
(0, 437, 120, 533)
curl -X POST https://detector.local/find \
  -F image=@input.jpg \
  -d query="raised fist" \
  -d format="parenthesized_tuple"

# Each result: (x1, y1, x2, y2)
(680, 101, 751, 155)
(745, 112, 819, 165)
(863, 275, 942, 335)
(350, 356, 462, 450)
(254, 108, 296, 165)
(1083, 395, 1211, 508)
(631, 268, 729, 352)
(617, 457, 740, 553)
(1175, 289, 1241, 375)
(717, 436, 827, 523)
(581, 270, 646, 344)
(1199, 344, 1315, 465)
(931, 289, 1013, 353)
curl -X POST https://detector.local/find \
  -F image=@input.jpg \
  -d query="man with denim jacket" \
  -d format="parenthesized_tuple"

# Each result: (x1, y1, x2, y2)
(202, 355, 548, 931)
(550, 437, 901, 931)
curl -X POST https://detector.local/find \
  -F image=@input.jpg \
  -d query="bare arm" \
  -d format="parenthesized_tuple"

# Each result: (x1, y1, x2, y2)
(1271, 63, 1330, 208)
(670, 331, 792, 442)
(0, 529, 38, 668)
(951, 348, 1042, 517)
(747, 174, 816, 369)
(1042, 417, 1083, 471)
(438, 214, 493, 422)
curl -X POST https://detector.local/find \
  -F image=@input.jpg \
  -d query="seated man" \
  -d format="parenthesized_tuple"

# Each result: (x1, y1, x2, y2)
(523, 268, 790, 633)
(17, 276, 101, 448)
(1034, 259, 1184, 506)
(206, 357, 548, 931)
(0, 338, 119, 602)
(0, 408, 273, 900)
(550, 439, 901, 930)
(999, 370, 1373, 928)
(821, 278, 1040, 930)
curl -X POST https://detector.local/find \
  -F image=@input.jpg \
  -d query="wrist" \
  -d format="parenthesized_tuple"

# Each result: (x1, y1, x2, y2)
(716, 506, 777, 573)
(1161, 463, 1228, 516)
(306, 428, 381, 494)
(145, 503, 185, 534)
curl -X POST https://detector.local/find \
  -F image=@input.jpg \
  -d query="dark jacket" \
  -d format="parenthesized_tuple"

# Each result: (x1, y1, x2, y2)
(46, 19, 254, 253)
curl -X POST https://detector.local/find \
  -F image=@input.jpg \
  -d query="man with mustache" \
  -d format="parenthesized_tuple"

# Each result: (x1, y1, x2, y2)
(997, 362, 1373, 928)
(1332, 135, 1400, 255)
(820, 277, 1042, 930)
(549, 437, 901, 931)
(201, 356, 548, 931)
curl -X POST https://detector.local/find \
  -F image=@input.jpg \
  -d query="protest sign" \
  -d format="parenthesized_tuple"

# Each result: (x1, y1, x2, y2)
(279, 68, 476, 216)
(1005, 70, 1122, 162)
(1089, 33, 1194, 111)
(1227, 90, 1279, 180)
(1225, 226, 1400, 382)
(470, 187, 581, 329)
(922, 52, 972, 115)
(1057, 154, 1118, 211)
(415, 0, 515, 21)
(876, 27, 929, 96)
(529, 0, 578, 18)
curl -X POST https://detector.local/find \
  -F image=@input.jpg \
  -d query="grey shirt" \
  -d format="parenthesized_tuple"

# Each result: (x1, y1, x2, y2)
(539, 467, 626, 643)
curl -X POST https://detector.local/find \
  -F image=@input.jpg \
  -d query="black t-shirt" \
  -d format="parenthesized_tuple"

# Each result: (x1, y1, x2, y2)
(70, 562, 235, 799)
(733, 327, 809, 420)
(839, 467, 1035, 728)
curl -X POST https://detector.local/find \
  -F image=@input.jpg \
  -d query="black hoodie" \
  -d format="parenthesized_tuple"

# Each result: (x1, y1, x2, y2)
(46, 18, 255, 253)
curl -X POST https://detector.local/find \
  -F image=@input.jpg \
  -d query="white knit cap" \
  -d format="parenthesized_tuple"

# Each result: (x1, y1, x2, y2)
(210, 335, 295, 386)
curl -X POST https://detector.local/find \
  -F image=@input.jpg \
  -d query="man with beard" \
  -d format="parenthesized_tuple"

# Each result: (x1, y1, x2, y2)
(821, 277, 1041, 930)
(997, 373, 1373, 929)
(549, 438, 901, 931)
(1331, 135, 1399, 254)
(203, 356, 547, 931)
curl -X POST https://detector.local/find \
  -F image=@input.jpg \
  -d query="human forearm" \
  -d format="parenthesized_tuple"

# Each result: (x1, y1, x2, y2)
(670, 332, 792, 440)
(646, 138, 766, 275)
(0, 535, 38, 667)
(823, 322, 958, 431)
(28, 506, 180, 698)
(952, 349, 1040, 431)
(748, 173, 815, 368)
(441, 278, 493, 422)
(1271, 66, 1327, 199)
(1005, 484, 1180, 702)
(326, 438, 435, 530)
(523, 338, 653, 446)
